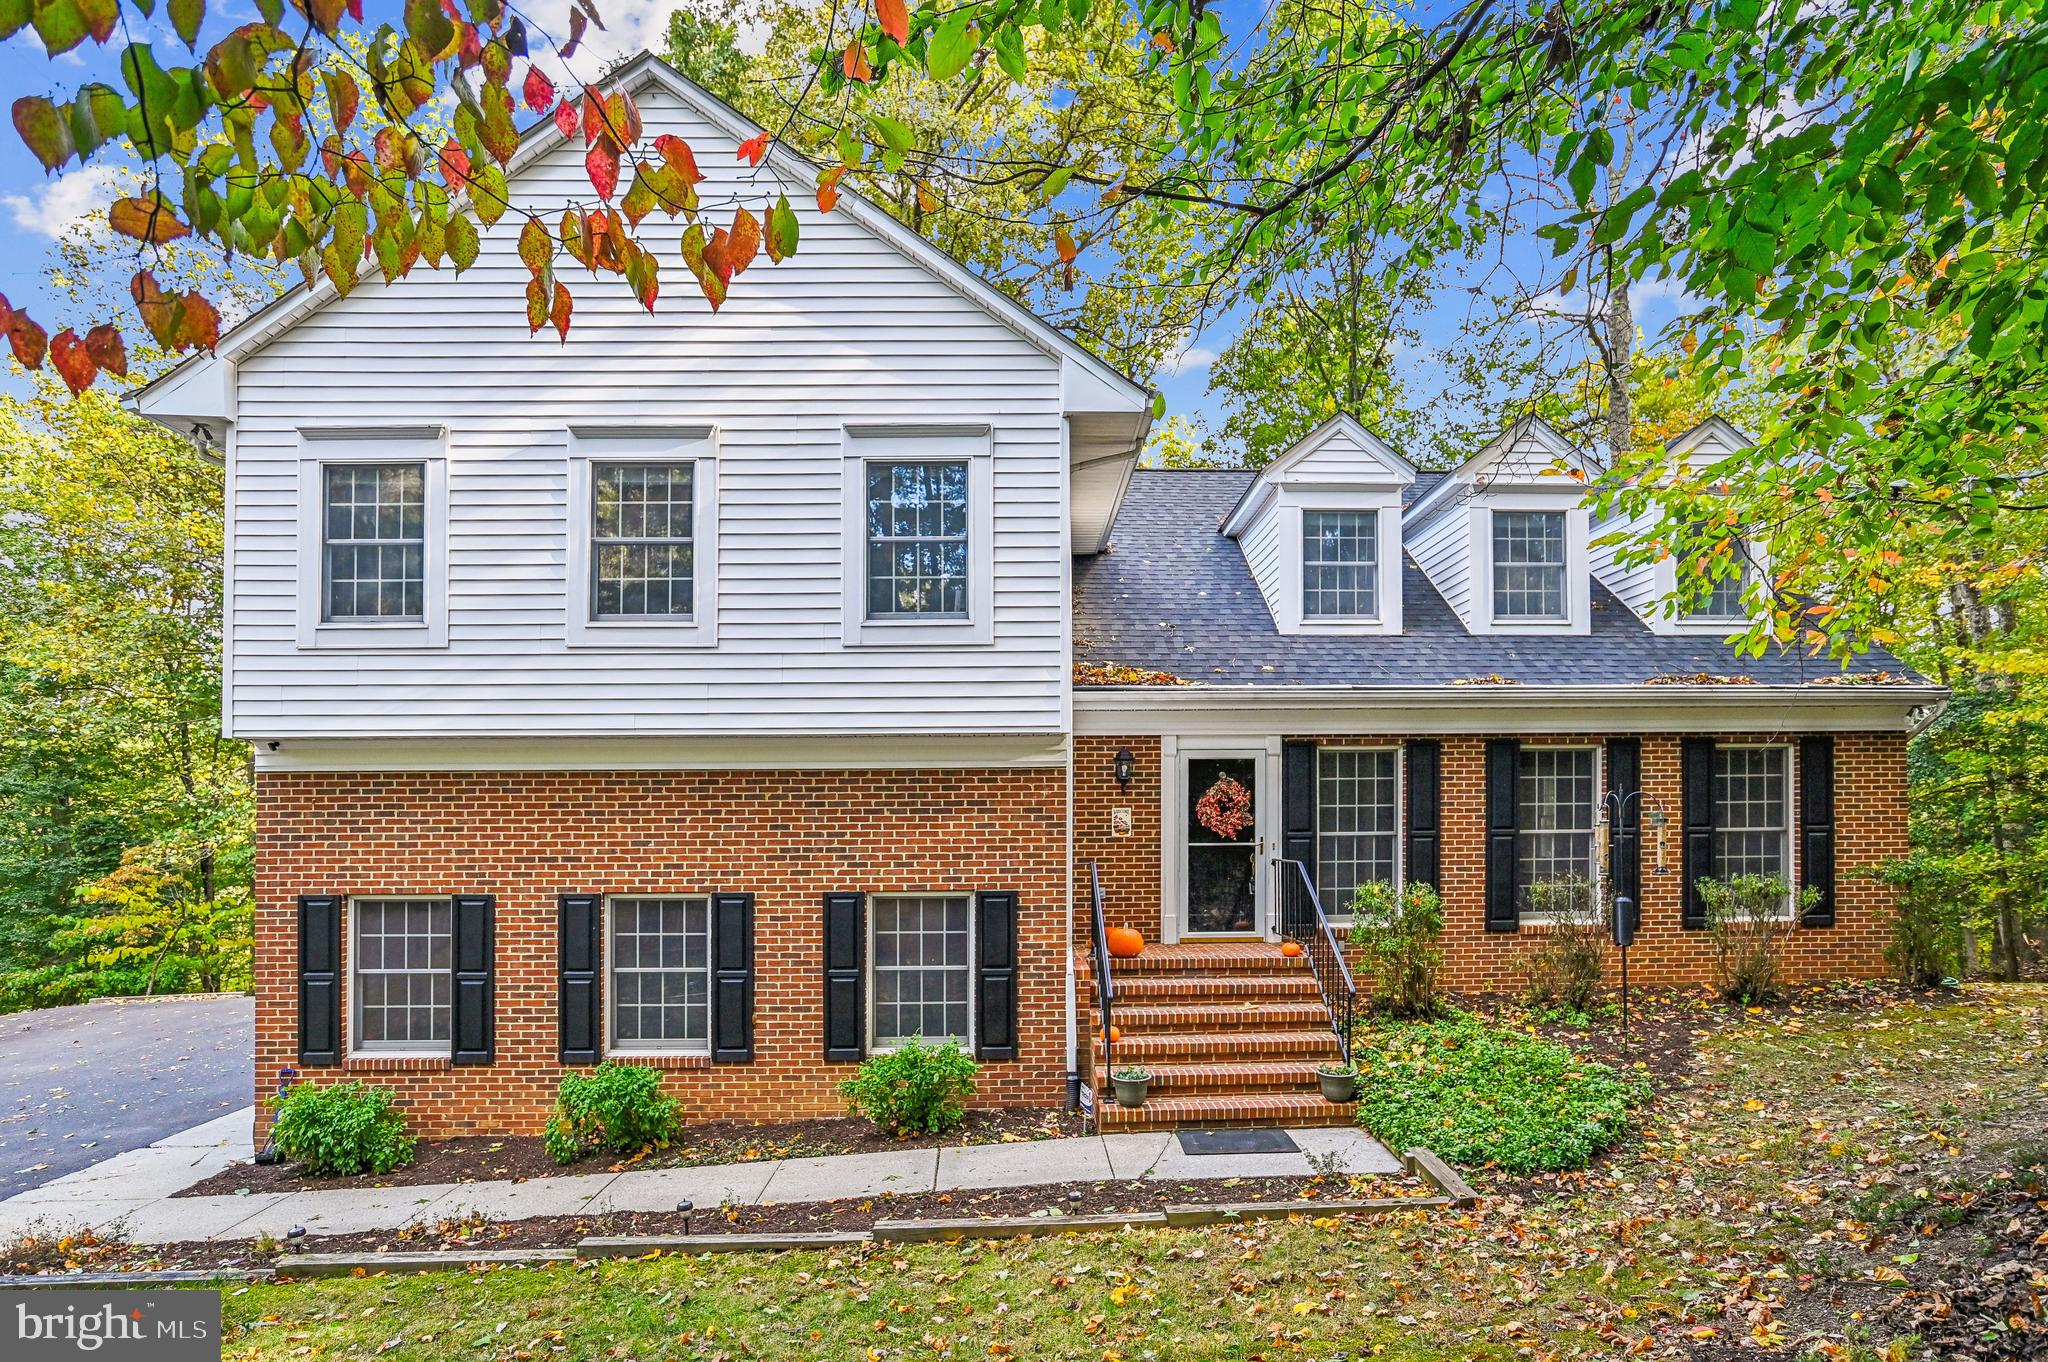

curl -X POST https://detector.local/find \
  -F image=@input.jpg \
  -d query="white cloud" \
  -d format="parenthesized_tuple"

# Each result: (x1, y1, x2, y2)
(3, 165, 120, 239)
(522, 0, 675, 76)
(1165, 344, 1216, 377)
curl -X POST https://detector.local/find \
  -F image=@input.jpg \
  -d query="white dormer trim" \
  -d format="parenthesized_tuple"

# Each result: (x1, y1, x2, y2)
(1470, 495, 1592, 635)
(1664, 416, 1756, 467)
(1222, 415, 1414, 637)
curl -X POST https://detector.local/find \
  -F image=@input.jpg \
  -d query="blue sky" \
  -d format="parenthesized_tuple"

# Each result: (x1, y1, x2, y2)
(0, 2, 1698, 445)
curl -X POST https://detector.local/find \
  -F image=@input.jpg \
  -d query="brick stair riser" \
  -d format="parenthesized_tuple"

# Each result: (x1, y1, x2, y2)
(1097, 1033, 1342, 1064)
(1140, 1068, 1329, 1096)
(1095, 1098, 1358, 1132)
(1108, 1004, 1332, 1032)
(1081, 954, 1309, 976)
(1092, 977, 1321, 1004)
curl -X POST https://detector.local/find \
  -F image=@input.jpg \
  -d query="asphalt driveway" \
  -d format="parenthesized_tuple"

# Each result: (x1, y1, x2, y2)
(0, 994, 252, 1199)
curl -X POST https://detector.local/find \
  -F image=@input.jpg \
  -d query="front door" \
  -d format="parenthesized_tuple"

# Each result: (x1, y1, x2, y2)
(1181, 752, 1263, 937)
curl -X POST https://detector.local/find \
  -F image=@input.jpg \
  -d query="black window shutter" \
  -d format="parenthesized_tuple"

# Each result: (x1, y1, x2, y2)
(1799, 737, 1837, 927)
(557, 894, 602, 1065)
(711, 892, 756, 1062)
(822, 892, 865, 1062)
(297, 894, 343, 1067)
(451, 894, 496, 1065)
(1405, 740, 1442, 891)
(1606, 738, 1642, 936)
(1485, 739, 1521, 932)
(974, 891, 1018, 1062)
(1681, 738, 1717, 930)
(1281, 741, 1317, 891)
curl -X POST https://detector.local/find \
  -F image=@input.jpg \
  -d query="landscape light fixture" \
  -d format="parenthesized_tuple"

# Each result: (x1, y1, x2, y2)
(676, 1199, 694, 1234)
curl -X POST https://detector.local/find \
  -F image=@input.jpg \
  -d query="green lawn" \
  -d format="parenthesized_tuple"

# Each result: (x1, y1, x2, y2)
(217, 984, 2048, 1361)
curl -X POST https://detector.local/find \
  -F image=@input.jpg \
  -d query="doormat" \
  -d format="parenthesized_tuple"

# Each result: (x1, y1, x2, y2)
(1176, 1129, 1300, 1156)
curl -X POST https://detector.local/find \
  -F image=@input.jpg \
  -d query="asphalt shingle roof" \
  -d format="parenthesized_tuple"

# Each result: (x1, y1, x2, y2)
(1072, 470, 1908, 688)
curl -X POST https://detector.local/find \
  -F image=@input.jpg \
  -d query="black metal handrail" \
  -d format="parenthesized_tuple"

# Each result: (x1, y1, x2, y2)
(1275, 858, 1357, 1058)
(1087, 860, 1116, 1077)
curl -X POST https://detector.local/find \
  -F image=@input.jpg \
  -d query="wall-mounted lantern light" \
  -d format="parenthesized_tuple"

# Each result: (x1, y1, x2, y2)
(1113, 748, 1136, 789)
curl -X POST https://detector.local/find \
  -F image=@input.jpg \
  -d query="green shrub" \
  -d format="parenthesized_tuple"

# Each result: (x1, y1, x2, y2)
(544, 1062, 682, 1164)
(1700, 873, 1818, 1004)
(1352, 1011, 1644, 1174)
(839, 1035, 978, 1135)
(1347, 880, 1444, 1018)
(1515, 875, 1606, 1016)
(1874, 857, 1968, 988)
(268, 1081, 415, 1176)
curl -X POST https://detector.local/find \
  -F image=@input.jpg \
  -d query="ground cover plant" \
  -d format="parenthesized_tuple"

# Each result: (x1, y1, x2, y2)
(1351, 1009, 1644, 1174)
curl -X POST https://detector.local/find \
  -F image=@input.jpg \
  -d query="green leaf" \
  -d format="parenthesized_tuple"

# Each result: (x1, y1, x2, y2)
(991, 24, 1026, 83)
(1863, 163, 1904, 214)
(166, 0, 202, 48)
(870, 115, 913, 156)
(12, 95, 73, 171)
(927, 11, 975, 81)
(1041, 165, 1073, 198)
(446, 211, 479, 271)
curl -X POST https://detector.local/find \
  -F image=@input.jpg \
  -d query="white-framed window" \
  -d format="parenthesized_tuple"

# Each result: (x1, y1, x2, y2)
(1684, 537, 1753, 622)
(296, 428, 448, 650)
(1302, 511, 1379, 619)
(350, 897, 453, 1054)
(606, 895, 711, 1055)
(1316, 747, 1400, 918)
(1492, 509, 1569, 621)
(566, 426, 718, 649)
(1714, 745, 1793, 907)
(868, 894, 972, 1050)
(841, 426, 994, 647)
(866, 460, 969, 617)
(1516, 746, 1601, 915)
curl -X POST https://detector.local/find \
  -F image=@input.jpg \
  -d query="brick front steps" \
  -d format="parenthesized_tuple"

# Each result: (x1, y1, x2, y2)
(1082, 943, 1357, 1132)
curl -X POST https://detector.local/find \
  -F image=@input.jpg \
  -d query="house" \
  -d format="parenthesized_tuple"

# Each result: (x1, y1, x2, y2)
(135, 54, 1942, 1138)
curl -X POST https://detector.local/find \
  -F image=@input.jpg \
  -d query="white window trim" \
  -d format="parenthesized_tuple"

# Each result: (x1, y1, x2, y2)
(1653, 542, 1770, 636)
(566, 426, 719, 650)
(1277, 499, 1405, 635)
(1315, 744, 1404, 922)
(864, 892, 976, 1054)
(346, 894, 455, 1057)
(841, 425, 996, 648)
(296, 428, 448, 651)
(1714, 742, 1798, 919)
(1470, 497, 1591, 636)
(602, 893, 714, 1058)
(1516, 743, 1605, 925)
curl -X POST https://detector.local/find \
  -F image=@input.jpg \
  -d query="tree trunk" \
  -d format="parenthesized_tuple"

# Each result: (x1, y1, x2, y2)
(1602, 272, 1634, 463)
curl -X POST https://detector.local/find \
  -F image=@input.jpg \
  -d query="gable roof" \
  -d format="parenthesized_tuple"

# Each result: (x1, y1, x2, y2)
(1402, 415, 1597, 527)
(1665, 415, 1756, 462)
(1219, 414, 1417, 536)
(133, 51, 1151, 429)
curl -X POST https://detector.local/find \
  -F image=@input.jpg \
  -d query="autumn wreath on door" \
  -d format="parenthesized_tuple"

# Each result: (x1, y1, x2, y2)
(1195, 773, 1254, 839)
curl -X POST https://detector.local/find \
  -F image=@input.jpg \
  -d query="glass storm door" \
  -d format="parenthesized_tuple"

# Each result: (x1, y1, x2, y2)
(1182, 753, 1262, 937)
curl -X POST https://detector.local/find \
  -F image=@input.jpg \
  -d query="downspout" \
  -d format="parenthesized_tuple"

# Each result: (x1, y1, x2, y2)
(1063, 730, 1081, 1110)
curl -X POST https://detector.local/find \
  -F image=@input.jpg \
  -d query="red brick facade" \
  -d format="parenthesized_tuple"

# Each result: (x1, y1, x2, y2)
(254, 768, 1069, 1138)
(1075, 730, 1907, 989)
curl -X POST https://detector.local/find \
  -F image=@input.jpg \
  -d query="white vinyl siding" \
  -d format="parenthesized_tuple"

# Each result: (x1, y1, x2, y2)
(226, 83, 1065, 738)
(1405, 506, 1472, 625)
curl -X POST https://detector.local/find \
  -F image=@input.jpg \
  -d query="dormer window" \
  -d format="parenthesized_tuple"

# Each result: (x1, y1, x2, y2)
(1491, 510, 1567, 622)
(1684, 536, 1752, 622)
(1302, 510, 1379, 620)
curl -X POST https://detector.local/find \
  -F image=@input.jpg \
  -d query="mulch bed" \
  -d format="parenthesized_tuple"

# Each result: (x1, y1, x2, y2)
(178, 1107, 1086, 1198)
(65, 1172, 1432, 1275)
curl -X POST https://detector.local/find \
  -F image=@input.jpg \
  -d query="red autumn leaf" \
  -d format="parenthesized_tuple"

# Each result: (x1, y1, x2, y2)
(655, 135, 701, 184)
(580, 91, 606, 145)
(1150, 30, 1175, 50)
(131, 271, 180, 348)
(8, 311, 47, 369)
(817, 168, 841, 214)
(553, 102, 578, 138)
(605, 91, 642, 145)
(727, 204, 760, 276)
(551, 280, 572, 340)
(107, 195, 191, 244)
(562, 6, 587, 57)
(83, 324, 126, 377)
(736, 132, 770, 166)
(585, 139, 620, 200)
(523, 64, 555, 113)
(1054, 223, 1077, 263)
(702, 226, 735, 285)
(877, 0, 909, 45)
(48, 329, 95, 395)
(179, 291, 221, 351)
(843, 38, 872, 82)
(439, 141, 471, 190)
(681, 224, 725, 311)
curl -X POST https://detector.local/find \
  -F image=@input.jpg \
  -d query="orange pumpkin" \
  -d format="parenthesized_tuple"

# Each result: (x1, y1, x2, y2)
(1279, 940, 1304, 958)
(1106, 926, 1145, 959)
(1104, 1026, 1122, 1044)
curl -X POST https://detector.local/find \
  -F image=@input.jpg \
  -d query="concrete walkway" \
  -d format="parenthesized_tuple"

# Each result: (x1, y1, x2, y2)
(0, 1109, 1402, 1246)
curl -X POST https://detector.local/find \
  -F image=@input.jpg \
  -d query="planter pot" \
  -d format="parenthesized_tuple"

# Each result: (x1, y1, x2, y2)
(1317, 1070, 1359, 1104)
(1112, 1075, 1151, 1108)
